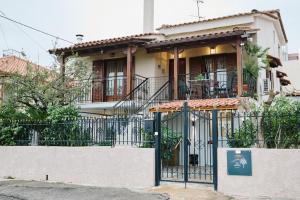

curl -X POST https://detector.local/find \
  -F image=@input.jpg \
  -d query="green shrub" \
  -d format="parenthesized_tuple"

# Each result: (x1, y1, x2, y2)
(228, 119, 256, 148)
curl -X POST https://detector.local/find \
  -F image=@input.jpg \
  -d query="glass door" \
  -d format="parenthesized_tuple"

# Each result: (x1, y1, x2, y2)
(105, 59, 126, 101)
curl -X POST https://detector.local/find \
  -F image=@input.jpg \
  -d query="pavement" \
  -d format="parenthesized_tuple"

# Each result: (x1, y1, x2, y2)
(0, 180, 168, 200)
(0, 179, 293, 200)
(149, 183, 233, 200)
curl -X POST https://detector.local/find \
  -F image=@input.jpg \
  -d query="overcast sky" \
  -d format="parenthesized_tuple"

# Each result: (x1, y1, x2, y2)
(0, 0, 299, 66)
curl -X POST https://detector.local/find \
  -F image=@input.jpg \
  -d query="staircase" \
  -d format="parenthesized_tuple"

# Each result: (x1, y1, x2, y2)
(113, 75, 149, 116)
(113, 76, 171, 117)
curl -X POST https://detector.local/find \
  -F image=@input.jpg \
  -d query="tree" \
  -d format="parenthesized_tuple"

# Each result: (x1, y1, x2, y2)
(3, 55, 90, 120)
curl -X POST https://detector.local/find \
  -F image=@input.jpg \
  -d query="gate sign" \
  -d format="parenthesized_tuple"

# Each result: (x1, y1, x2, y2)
(227, 150, 252, 176)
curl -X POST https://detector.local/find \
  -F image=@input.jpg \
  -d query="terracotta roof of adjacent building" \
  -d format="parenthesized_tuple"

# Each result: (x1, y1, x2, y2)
(0, 56, 47, 76)
(149, 98, 241, 112)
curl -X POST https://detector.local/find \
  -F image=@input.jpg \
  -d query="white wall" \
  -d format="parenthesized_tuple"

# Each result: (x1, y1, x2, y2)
(282, 60, 300, 91)
(158, 15, 254, 37)
(0, 146, 155, 188)
(218, 148, 300, 199)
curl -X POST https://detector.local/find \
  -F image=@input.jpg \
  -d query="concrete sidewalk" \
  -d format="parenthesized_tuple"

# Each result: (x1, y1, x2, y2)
(149, 183, 232, 200)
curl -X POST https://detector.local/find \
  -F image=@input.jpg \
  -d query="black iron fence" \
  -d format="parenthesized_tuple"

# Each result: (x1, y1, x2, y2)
(0, 117, 154, 147)
(217, 111, 300, 149)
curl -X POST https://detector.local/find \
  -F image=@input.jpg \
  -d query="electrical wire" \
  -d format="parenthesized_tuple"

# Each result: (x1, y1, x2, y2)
(0, 14, 74, 44)
(0, 23, 9, 49)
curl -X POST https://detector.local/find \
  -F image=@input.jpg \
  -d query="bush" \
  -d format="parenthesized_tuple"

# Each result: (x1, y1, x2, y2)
(262, 97, 300, 148)
(228, 119, 257, 148)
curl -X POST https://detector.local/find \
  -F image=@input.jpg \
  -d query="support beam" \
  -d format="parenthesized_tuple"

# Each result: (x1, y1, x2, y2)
(126, 46, 133, 95)
(173, 47, 179, 100)
(236, 38, 243, 96)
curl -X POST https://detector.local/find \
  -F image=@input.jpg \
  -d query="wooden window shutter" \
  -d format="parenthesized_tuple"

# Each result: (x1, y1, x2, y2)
(189, 57, 203, 80)
(92, 60, 105, 102)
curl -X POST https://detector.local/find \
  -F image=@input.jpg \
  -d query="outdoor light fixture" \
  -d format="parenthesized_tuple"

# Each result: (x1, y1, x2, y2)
(210, 46, 216, 54)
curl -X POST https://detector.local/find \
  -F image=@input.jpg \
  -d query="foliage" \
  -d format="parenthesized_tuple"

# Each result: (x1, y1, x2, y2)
(161, 126, 182, 160)
(262, 97, 300, 148)
(142, 126, 182, 161)
(0, 105, 27, 145)
(228, 119, 257, 148)
(195, 74, 205, 81)
(3, 55, 90, 120)
(244, 42, 269, 79)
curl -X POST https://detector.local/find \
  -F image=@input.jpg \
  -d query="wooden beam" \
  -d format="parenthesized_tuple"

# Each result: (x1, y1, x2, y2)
(173, 47, 179, 100)
(126, 46, 133, 95)
(236, 38, 243, 96)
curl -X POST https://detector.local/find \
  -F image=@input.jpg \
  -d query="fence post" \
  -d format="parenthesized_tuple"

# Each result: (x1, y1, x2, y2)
(212, 109, 218, 191)
(154, 112, 161, 186)
(183, 101, 189, 187)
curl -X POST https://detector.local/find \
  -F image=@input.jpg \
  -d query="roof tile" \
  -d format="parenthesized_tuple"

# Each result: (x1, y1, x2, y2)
(149, 98, 241, 112)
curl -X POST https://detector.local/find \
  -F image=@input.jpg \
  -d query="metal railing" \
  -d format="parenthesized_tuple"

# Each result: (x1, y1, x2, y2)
(172, 70, 256, 100)
(0, 117, 153, 147)
(113, 76, 149, 116)
(74, 75, 146, 103)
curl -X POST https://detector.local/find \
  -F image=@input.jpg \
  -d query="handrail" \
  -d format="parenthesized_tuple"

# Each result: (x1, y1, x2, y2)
(135, 80, 170, 114)
(113, 77, 148, 109)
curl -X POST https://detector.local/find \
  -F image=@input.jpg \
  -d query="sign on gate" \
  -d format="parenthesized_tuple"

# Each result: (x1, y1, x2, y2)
(227, 150, 252, 176)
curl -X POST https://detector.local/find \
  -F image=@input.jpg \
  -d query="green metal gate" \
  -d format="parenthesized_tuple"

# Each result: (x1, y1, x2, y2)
(154, 102, 218, 189)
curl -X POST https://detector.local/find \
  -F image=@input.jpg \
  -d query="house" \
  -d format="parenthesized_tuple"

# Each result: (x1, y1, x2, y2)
(49, 1, 289, 116)
(280, 58, 300, 98)
(0, 54, 48, 104)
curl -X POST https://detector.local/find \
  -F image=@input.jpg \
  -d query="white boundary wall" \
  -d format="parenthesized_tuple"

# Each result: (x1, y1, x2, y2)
(0, 146, 155, 188)
(218, 148, 300, 199)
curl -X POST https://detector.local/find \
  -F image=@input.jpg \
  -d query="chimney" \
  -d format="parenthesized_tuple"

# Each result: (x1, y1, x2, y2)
(143, 0, 154, 33)
(75, 34, 84, 42)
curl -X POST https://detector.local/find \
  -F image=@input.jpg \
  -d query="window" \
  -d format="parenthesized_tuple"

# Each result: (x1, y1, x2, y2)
(105, 59, 126, 98)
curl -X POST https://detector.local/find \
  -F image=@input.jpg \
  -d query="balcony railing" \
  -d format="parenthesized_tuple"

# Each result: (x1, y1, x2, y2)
(176, 70, 256, 99)
(74, 75, 145, 103)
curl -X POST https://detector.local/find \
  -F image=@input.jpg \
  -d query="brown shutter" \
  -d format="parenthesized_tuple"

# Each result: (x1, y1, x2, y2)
(189, 57, 204, 80)
(92, 60, 105, 102)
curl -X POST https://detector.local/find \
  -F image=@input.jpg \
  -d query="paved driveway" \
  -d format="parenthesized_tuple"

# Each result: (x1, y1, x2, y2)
(0, 180, 168, 200)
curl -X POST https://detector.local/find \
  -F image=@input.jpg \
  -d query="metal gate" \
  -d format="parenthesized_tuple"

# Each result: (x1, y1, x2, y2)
(154, 102, 218, 188)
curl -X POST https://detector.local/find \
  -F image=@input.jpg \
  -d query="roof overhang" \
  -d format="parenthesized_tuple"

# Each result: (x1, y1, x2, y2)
(49, 38, 153, 57)
(145, 30, 252, 53)
(149, 98, 241, 113)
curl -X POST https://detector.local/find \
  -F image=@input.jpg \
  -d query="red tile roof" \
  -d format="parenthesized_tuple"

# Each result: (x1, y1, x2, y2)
(0, 56, 47, 76)
(149, 98, 241, 112)
(50, 33, 163, 54)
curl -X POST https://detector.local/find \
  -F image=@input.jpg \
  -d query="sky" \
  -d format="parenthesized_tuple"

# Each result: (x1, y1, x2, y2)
(0, 0, 299, 66)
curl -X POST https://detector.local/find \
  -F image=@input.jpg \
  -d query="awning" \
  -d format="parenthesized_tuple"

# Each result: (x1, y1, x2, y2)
(276, 70, 287, 78)
(280, 77, 291, 86)
(149, 98, 241, 113)
(267, 55, 282, 68)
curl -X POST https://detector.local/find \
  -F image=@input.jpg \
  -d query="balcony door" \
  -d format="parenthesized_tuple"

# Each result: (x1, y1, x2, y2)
(105, 58, 126, 101)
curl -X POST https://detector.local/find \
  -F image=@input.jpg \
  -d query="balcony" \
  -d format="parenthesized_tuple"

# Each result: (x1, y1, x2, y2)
(174, 70, 256, 100)
(74, 75, 146, 103)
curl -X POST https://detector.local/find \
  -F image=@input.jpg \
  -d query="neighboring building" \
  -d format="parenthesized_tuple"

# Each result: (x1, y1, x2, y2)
(281, 59, 300, 93)
(50, 4, 289, 116)
(288, 53, 299, 61)
(0, 55, 46, 103)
